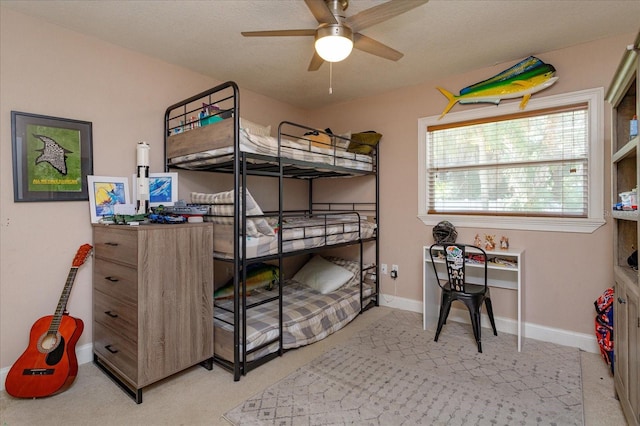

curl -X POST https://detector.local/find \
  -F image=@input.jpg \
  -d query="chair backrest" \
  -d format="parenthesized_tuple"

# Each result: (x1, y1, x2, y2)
(429, 243, 488, 293)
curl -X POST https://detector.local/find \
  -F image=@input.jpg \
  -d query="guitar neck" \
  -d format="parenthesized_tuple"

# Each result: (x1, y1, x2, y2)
(48, 267, 78, 334)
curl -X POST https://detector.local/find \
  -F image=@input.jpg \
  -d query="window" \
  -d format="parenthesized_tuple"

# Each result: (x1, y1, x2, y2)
(418, 88, 604, 233)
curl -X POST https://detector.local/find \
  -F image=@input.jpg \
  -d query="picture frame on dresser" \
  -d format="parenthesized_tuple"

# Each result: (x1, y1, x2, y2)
(131, 172, 178, 207)
(87, 175, 130, 223)
(11, 111, 93, 202)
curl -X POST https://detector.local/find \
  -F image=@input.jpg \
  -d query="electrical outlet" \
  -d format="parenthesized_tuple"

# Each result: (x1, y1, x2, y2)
(381, 264, 388, 274)
(390, 264, 399, 280)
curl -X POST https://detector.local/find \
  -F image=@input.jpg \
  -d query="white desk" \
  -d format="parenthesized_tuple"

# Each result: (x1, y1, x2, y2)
(423, 245, 525, 351)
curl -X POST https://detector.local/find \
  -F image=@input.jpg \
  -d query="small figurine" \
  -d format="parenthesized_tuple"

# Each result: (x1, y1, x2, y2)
(484, 234, 496, 251)
(474, 233, 482, 247)
(500, 236, 509, 250)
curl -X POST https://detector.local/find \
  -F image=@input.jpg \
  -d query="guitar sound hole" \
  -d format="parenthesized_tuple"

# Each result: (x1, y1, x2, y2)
(37, 332, 60, 353)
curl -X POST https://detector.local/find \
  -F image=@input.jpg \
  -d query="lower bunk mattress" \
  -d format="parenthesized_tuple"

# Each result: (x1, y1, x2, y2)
(213, 280, 372, 362)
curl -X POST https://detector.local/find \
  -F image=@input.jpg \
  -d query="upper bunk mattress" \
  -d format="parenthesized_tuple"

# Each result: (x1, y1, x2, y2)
(167, 125, 373, 173)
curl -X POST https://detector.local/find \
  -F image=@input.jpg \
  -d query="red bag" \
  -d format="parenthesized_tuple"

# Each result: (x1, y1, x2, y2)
(594, 288, 614, 372)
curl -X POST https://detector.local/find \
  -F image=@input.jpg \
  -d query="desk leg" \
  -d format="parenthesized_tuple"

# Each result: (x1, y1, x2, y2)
(423, 262, 427, 330)
(422, 258, 441, 332)
(517, 260, 522, 352)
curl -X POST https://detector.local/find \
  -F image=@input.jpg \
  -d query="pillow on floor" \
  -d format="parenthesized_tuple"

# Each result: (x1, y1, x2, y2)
(293, 255, 354, 294)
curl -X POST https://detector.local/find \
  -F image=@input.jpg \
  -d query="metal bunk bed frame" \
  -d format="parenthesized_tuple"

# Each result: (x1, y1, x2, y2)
(164, 81, 379, 381)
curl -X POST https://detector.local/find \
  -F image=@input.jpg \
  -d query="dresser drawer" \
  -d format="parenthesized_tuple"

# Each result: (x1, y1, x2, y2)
(93, 259, 138, 305)
(94, 322, 137, 383)
(94, 291, 137, 343)
(93, 227, 137, 267)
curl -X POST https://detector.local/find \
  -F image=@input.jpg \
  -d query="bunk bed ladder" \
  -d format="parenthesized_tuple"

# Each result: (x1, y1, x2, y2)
(231, 121, 286, 381)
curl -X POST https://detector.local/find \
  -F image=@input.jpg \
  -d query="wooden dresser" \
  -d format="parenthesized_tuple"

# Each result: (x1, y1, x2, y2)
(92, 223, 213, 403)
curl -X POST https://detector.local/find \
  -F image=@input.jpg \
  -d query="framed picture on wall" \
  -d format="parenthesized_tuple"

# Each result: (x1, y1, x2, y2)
(131, 172, 179, 207)
(11, 111, 93, 202)
(87, 176, 130, 223)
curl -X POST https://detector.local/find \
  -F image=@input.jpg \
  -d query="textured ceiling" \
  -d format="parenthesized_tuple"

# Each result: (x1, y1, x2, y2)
(2, 0, 640, 109)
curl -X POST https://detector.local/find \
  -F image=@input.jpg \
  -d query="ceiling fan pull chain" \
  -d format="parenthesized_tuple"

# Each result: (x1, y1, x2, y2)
(329, 62, 333, 94)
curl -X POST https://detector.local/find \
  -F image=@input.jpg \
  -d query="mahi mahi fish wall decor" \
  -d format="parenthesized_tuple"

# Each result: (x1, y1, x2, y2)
(436, 56, 558, 119)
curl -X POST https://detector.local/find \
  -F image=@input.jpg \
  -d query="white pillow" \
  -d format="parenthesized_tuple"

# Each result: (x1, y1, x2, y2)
(333, 132, 351, 151)
(293, 256, 354, 294)
(191, 188, 275, 237)
(240, 118, 271, 137)
(324, 256, 373, 288)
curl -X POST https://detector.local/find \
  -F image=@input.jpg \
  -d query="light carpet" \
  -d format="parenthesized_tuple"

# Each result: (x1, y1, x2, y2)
(224, 310, 583, 425)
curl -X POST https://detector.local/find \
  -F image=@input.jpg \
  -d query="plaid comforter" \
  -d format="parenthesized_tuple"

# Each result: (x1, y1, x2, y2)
(214, 281, 372, 360)
(211, 216, 376, 259)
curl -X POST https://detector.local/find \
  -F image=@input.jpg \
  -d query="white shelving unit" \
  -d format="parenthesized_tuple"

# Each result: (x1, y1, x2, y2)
(605, 31, 640, 426)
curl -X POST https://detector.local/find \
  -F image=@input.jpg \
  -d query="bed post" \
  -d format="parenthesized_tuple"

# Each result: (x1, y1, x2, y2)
(375, 143, 380, 307)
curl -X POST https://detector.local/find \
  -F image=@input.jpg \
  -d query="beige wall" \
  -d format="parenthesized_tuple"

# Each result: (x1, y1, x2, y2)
(0, 8, 307, 370)
(0, 5, 632, 371)
(313, 34, 636, 337)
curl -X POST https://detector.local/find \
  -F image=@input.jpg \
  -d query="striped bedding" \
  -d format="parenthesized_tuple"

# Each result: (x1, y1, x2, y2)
(168, 128, 373, 173)
(209, 215, 377, 259)
(214, 280, 372, 361)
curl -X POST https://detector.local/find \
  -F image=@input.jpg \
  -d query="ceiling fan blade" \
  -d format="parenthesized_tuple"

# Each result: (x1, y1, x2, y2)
(308, 51, 325, 71)
(353, 33, 403, 61)
(347, 0, 429, 33)
(304, 0, 338, 24)
(241, 29, 316, 37)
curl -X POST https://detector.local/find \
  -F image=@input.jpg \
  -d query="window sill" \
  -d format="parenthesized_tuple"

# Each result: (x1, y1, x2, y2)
(417, 214, 605, 233)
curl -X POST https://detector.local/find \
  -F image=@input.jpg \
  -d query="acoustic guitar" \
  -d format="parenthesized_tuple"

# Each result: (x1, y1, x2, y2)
(5, 244, 92, 398)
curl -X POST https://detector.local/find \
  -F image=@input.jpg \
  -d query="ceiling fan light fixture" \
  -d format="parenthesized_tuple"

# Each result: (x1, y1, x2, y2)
(315, 24, 353, 63)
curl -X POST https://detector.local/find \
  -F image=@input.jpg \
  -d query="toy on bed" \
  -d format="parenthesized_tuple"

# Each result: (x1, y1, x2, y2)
(214, 262, 280, 299)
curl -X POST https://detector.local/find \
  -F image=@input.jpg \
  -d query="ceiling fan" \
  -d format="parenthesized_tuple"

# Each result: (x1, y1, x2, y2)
(241, 0, 429, 71)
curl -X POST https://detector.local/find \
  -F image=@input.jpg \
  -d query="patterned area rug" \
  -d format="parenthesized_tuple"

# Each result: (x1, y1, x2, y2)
(224, 310, 584, 425)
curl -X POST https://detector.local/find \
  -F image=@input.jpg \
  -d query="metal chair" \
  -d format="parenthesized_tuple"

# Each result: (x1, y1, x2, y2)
(429, 243, 497, 352)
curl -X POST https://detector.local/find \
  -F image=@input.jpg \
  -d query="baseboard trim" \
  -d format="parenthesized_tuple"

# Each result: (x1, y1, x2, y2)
(379, 293, 600, 354)
(378, 293, 424, 313)
(0, 342, 94, 393)
(2, 301, 601, 392)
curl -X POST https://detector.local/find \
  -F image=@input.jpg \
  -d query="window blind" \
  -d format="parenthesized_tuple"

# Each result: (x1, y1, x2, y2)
(426, 104, 589, 217)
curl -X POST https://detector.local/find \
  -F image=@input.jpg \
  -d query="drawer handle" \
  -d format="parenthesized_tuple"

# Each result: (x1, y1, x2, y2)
(105, 345, 119, 354)
(105, 242, 119, 247)
(104, 310, 118, 318)
(618, 297, 627, 304)
(105, 276, 119, 282)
